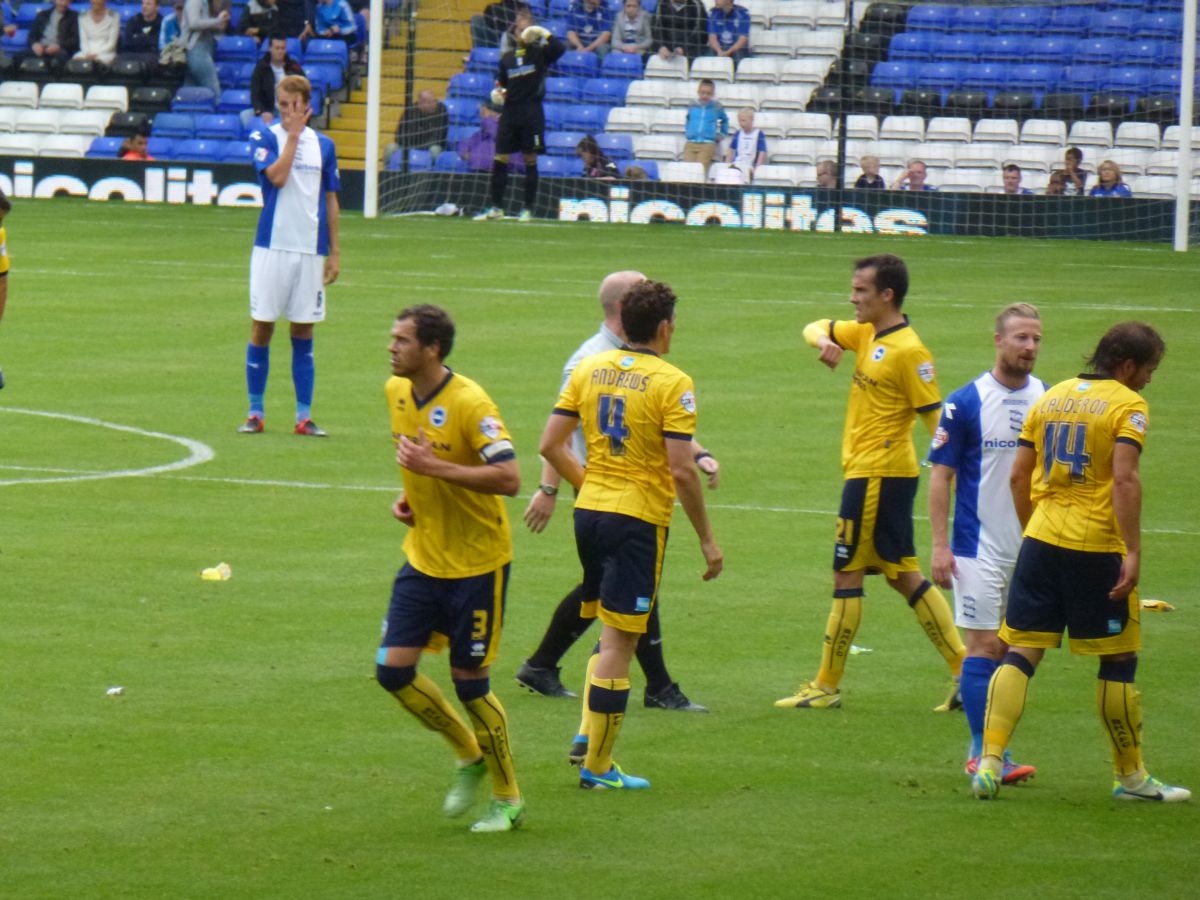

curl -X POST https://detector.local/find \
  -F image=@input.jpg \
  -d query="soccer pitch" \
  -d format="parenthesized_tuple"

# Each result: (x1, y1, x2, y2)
(2, 202, 1197, 898)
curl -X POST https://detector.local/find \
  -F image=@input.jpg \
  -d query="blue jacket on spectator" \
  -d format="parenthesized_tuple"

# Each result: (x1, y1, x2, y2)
(685, 100, 728, 143)
(707, 4, 750, 52)
(314, 0, 355, 37)
(568, 0, 611, 45)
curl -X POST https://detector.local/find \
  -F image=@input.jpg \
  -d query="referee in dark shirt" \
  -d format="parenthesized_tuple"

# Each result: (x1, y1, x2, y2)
(475, 22, 565, 222)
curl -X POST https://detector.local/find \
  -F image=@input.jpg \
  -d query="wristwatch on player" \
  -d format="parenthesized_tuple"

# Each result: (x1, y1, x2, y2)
(538, 484, 559, 496)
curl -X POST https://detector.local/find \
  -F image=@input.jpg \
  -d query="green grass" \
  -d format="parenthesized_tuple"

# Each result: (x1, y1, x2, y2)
(1, 202, 1197, 898)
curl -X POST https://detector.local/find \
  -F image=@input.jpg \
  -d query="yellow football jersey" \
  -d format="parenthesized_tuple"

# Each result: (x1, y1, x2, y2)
(0, 225, 9, 276)
(1020, 375, 1149, 554)
(555, 348, 697, 527)
(385, 371, 515, 578)
(824, 317, 942, 478)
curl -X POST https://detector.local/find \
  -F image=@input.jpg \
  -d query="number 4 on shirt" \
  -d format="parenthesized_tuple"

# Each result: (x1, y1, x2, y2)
(598, 394, 628, 456)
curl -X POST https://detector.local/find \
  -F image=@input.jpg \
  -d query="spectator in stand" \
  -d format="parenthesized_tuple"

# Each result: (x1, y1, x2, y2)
(313, 0, 356, 47)
(1045, 170, 1067, 196)
(1089, 160, 1132, 198)
(159, 0, 184, 62)
(815, 159, 838, 189)
(682, 77, 727, 170)
(247, 33, 304, 128)
(386, 89, 449, 166)
(892, 158, 936, 191)
(27, 0, 81, 70)
(76, 0, 120, 68)
(123, 0, 164, 62)
(120, 126, 155, 159)
(1002, 163, 1033, 195)
(567, 0, 611, 61)
(612, 0, 651, 58)
(471, 0, 520, 49)
(276, 0, 313, 39)
(1062, 147, 1087, 196)
(855, 154, 885, 189)
(726, 107, 765, 177)
(706, 0, 749, 63)
(654, 0, 706, 62)
(238, 0, 279, 38)
(181, 0, 229, 95)
(459, 102, 518, 172)
(624, 164, 648, 180)
(498, 4, 533, 55)
(577, 134, 619, 179)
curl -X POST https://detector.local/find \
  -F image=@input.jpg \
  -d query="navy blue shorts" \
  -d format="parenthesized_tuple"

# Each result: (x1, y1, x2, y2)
(574, 508, 667, 634)
(496, 102, 545, 155)
(380, 562, 510, 669)
(833, 476, 920, 578)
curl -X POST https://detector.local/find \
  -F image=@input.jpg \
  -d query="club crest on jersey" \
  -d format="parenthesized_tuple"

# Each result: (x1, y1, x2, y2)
(1129, 411, 1147, 433)
(619, 355, 636, 369)
(479, 415, 504, 438)
(1076, 382, 1092, 392)
(430, 406, 447, 427)
(931, 426, 949, 449)
(680, 390, 696, 413)
(872, 346, 886, 361)
(917, 361, 935, 383)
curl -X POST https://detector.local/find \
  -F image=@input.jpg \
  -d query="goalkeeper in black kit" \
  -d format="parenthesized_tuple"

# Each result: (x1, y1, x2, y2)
(475, 23, 566, 222)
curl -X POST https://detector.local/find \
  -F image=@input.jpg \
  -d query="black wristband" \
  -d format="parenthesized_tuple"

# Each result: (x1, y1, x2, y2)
(694, 451, 713, 463)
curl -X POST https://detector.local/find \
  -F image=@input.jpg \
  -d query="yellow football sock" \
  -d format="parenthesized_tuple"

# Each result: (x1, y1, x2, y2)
(583, 675, 631, 775)
(982, 661, 1031, 760)
(391, 673, 481, 763)
(815, 593, 862, 690)
(909, 581, 966, 676)
(463, 692, 521, 802)
(1097, 679, 1144, 778)
(577, 649, 600, 739)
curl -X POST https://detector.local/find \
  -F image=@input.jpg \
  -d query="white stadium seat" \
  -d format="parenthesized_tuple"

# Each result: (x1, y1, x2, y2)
(84, 85, 129, 112)
(1020, 119, 1068, 146)
(0, 132, 43, 155)
(658, 161, 706, 183)
(643, 54, 688, 80)
(39, 134, 93, 157)
(973, 119, 1020, 145)
(39, 83, 84, 109)
(0, 81, 40, 109)
(1067, 120, 1114, 149)
(17, 109, 62, 134)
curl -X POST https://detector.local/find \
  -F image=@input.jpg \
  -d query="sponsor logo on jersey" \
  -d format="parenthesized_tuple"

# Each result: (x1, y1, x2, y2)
(931, 426, 949, 449)
(635, 597, 651, 612)
(430, 405, 447, 427)
(983, 438, 1019, 449)
(680, 390, 696, 413)
(619, 355, 635, 369)
(1129, 411, 1147, 433)
(479, 415, 503, 438)
(1076, 382, 1092, 391)
(917, 361, 935, 383)
(872, 346, 886, 361)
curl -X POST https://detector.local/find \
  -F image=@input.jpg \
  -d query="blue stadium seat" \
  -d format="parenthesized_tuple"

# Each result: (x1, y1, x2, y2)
(597, 133, 633, 160)
(1101, 67, 1149, 96)
(449, 72, 491, 101)
(888, 33, 930, 61)
(434, 151, 470, 172)
(977, 35, 1024, 62)
(914, 61, 962, 92)
(524, 0, 548, 15)
(960, 62, 1013, 92)
(307, 62, 344, 92)
(624, 159, 658, 180)
(545, 76, 582, 103)
(1119, 40, 1166, 68)
(406, 148, 434, 172)
(151, 112, 194, 139)
(216, 61, 243, 88)
(1136, 13, 1182, 40)
(220, 140, 252, 164)
(538, 155, 583, 177)
(563, 104, 607, 132)
(1089, 10, 1135, 38)
(304, 39, 349, 68)
(195, 114, 242, 140)
(870, 61, 913, 89)
(1010, 64, 1057, 93)
(1074, 39, 1119, 65)
(444, 98, 480, 127)
(543, 102, 570, 131)
(1148, 68, 1181, 95)
(235, 63, 256, 89)
(933, 34, 981, 62)
(640, 0, 658, 13)
(953, 6, 996, 33)
(548, 0, 572, 17)
(1027, 37, 1075, 64)
(552, 51, 600, 79)
(996, 5, 1051, 35)
(1045, 6, 1090, 35)
(86, 136, 124, 158)
(310, 85, 325, 116)
(113, 4, 137, 23)
(600, 52, 643, 80)
(172, 87, 215, 113)
(16, 4, 46, 28)
(215, 36, 258, 64)
(286, 37, 303, 60)
(906, 5, 953, 32)
(1058, 65, 1103, 95)
(384, 149, 403, 172)
(545, 130, 585, 156)
(545, 19, 569, 40)
(467, 47, 502, 74)
(1, 28, 27, 54)
(447, 125, 476, 147)
(173, 139, 221, 162)
(582, 78, 629, 106)
(147, 136, 175, 159)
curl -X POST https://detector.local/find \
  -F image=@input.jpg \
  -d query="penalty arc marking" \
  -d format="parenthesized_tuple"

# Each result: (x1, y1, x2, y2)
(0, 407, 215, 486)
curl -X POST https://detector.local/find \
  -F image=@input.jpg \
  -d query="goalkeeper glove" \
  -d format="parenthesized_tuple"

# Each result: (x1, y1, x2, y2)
(521, 24, 551, 43)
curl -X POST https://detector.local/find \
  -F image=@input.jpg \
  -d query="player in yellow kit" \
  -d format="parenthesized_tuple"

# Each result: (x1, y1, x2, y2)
(373, 304, 528, 832)
(539, 280, 723, 790)
(776, 254, 966, 710)
(974, 322, 1189, 803)
(0, 188, 12, 390)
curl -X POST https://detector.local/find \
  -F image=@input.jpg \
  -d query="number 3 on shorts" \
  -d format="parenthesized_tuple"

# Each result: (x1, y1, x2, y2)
(472, 609, 488, 640)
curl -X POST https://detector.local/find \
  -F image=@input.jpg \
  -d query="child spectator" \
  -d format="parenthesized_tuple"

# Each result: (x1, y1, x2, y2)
(1045, 170, 1067, 195)
(683, 78, 728, 170)
(612, 0, 651, 57)
(567, 0, 611, 60)
(1089, 160, 1132, 197)
(623, 164, 649, 180)
(815, 159, 838, 188)
(706, 0, 749, 62)
(726, 107, 765, 176)
(577, 134, 619, 179)
(1062, 147, 1087, 195)
(854, 154, 885, 189)
(120, 129, 155, 160)
(653, 0, 707, 61)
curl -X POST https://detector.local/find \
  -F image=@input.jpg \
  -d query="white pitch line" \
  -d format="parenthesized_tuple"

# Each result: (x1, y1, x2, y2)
(0, 407, 215, 486)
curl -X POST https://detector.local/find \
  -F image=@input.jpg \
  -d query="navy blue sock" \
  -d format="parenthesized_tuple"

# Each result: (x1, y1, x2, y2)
(246, 343, 269, 416)
(961, 655, 998, 758)
(291, 336, 314, 422)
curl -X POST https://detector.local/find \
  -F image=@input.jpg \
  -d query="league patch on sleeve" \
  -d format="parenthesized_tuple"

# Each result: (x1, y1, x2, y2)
(479, 415, 504, 439)
(679, 390, 696, 413)
(254, 147, 269, 162)
(1129, 411, 1147, 434)
(931, 426, 949, 450)
(917, 361, 935, 383)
